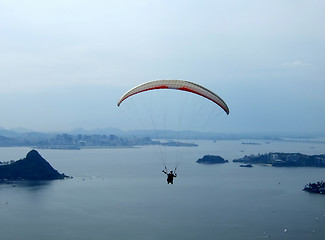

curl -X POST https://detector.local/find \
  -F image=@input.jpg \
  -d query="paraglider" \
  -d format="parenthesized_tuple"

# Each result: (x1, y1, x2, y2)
(162, 167, 177, 184)
(117, 79, 229, 115)
(117, 79, 229, 184)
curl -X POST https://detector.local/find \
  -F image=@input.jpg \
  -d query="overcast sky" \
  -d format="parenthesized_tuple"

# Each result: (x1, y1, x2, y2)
(0, 0, 324, 134)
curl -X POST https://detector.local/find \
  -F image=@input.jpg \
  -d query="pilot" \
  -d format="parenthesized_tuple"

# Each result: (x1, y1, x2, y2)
(162, 169, 177, 184)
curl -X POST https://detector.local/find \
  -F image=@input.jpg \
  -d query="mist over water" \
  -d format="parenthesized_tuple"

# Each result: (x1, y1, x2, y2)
(1, 140, 325, 240)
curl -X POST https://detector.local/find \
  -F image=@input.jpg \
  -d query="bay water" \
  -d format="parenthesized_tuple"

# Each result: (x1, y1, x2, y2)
(0, 140, 325, 240)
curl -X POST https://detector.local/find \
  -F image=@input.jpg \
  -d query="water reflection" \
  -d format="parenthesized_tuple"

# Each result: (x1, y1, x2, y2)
(0, 180, 54, 191)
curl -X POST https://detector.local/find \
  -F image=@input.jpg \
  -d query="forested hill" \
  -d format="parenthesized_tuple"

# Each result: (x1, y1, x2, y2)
(0, 150, 69, 181)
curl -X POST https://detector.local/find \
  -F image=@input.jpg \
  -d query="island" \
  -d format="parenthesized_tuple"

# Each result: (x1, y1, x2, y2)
(233, 152, 325, 167)
(240, 164, 253, 168)
(161, 141, 198, 147)
(196, 155, 228, 164)
(303, 182, 325, 194)
(0, 150, 70, 181)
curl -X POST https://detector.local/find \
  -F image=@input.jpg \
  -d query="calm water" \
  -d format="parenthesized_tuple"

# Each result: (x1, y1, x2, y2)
(0, 140, 325, 240)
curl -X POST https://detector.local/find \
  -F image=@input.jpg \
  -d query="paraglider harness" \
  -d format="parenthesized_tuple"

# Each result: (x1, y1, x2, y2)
(162, 166, 177, 184)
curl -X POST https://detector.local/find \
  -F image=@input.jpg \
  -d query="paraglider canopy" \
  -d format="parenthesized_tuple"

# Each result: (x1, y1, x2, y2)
(117, 79, 229, 115)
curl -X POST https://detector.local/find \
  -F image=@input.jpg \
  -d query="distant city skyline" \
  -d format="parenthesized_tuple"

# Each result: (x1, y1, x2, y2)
(0, 1, 324, 134)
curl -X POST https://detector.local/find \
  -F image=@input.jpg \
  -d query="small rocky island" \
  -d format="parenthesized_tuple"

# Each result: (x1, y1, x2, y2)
(240, 164, 253, 168)
(162, 141, 198, 147)
(303, 181, 325, 194)
(233, 152, 325, 167)
(0, 150, 70, 181)
(196, 155, 228, 164)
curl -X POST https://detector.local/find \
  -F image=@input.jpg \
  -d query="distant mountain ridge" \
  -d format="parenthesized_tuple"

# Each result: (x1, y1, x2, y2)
(0, 126, 325, 140)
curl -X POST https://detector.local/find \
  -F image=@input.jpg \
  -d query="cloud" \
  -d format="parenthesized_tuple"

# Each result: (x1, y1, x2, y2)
(283, 61, 310, 67)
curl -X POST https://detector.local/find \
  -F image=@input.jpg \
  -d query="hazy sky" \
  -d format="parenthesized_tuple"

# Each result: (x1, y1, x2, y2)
(0, 0, 324, 134)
